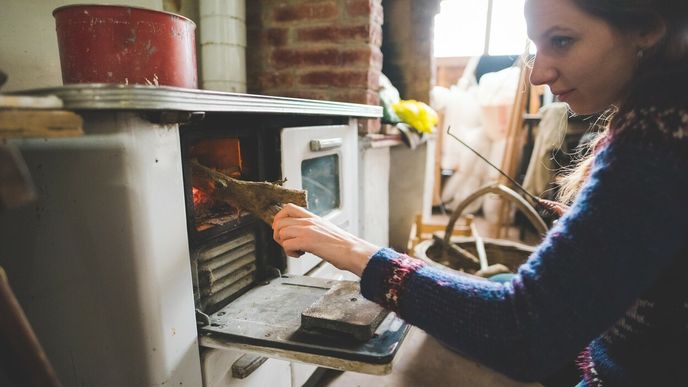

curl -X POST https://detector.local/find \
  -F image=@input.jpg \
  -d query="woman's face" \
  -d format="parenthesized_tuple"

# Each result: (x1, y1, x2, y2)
(525, 0, 641, 114)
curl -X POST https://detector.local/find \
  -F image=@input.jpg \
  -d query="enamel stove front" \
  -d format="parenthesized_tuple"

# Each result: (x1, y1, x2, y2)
(181, 112, 409, 384)
(0, 86, 407, 387)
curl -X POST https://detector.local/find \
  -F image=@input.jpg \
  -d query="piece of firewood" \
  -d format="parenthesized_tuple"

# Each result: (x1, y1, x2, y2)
(191, 160, 307, 225)
(0, 110, 83, 139)
(426, 234, 481, 272)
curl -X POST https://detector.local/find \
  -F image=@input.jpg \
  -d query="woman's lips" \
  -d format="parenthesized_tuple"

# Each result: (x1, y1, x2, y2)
(554, 89, 575, 102)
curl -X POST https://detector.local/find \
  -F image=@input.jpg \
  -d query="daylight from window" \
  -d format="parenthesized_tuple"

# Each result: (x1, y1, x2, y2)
(434, 0, 529, 57)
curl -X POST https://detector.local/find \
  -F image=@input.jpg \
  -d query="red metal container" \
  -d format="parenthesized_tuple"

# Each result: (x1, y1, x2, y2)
(53, 5, 197, 88)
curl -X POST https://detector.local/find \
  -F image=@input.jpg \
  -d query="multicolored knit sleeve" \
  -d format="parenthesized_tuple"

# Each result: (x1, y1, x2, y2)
(359, 247, 426, 311)
(359, 108, 688, 383)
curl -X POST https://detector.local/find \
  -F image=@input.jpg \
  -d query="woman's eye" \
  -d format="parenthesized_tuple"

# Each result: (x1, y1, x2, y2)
(551, 36, 573, 49)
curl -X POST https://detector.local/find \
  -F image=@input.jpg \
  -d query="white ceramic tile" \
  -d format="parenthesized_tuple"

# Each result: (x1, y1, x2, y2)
(201, 44, 246, 82)
(200, 0, 245, 18)
(202, 80, 246, 93)
(200, 15, 246, 45)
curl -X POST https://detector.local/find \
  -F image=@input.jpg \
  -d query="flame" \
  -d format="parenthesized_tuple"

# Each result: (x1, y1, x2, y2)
(192, 187, 211, 207)
(189, 138, 245, 230)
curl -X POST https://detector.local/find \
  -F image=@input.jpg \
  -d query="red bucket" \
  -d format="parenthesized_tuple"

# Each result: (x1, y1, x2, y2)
(53, 5, 197, 88)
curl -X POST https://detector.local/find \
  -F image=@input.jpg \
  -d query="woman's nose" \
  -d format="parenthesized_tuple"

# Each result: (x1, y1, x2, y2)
(529, 55, 557, 86)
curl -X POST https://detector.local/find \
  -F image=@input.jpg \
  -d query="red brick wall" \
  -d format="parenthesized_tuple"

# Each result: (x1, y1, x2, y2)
(381, 0, 441, 102)
(246, 0, 383, 111)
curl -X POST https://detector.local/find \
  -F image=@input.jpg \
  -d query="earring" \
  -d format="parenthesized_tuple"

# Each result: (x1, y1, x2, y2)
(637, 48, 645, 59)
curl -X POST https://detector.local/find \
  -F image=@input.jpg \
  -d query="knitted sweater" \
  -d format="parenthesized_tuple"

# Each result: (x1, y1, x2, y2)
(360, 107, 688, 387)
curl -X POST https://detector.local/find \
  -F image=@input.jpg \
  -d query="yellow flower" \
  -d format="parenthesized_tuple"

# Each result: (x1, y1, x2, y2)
(391, 100, 438, 134)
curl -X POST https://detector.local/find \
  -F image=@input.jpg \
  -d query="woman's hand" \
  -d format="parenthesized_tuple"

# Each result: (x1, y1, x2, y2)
(536, 198, 570, 218)
(272, 203, 380, 276)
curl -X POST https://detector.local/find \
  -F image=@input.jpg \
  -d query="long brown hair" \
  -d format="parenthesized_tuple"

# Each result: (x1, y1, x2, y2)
(556, 0, 688, 204)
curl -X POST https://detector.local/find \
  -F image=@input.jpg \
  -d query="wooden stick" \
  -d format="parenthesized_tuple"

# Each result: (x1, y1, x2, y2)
(470, 222, 489, 271)
(0, 267, 62, 387)
(496, 60, 530, 237)
(191, 160, 307, 225)
(429, 234, 481, 271)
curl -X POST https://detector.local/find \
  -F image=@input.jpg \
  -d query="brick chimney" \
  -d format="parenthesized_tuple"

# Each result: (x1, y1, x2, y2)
(246, 0, 383, 131)
(381, 0, 441, 101)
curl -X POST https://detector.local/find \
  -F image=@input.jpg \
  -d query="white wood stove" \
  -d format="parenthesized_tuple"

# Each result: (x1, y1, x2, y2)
(0, 85, 408, 387)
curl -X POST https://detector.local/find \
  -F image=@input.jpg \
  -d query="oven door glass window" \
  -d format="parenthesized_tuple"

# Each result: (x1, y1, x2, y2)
(301, 154, 340, 216)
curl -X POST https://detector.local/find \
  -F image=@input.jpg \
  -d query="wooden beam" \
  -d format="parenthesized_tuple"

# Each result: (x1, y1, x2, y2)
(495, 60, 530, 237)
(0, 110, 83, 139)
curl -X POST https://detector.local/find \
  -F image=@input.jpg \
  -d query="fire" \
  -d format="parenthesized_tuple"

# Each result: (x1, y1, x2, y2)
(192, 186, 211, 207)
(189, 138, 245, 230)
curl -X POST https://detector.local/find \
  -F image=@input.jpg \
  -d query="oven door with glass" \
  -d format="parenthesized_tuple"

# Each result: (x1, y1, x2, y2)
(279, 124, 358, 276)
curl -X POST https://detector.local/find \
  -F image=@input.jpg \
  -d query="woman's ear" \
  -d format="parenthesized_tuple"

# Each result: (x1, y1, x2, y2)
(637, 17, 667, 49)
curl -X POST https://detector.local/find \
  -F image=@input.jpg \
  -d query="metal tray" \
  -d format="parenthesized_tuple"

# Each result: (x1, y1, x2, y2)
(200, 275, 410, 375)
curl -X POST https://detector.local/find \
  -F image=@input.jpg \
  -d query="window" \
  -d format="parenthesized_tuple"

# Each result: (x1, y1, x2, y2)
(434, 0, 530, 57)
(301, 155, 340, 216)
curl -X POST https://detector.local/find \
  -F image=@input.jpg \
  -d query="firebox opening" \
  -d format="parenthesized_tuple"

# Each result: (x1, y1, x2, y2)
(190, 138, 252, 232)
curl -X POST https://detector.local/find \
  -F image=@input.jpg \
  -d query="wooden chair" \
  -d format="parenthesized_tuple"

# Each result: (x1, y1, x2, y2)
(407, 212, 473, 253)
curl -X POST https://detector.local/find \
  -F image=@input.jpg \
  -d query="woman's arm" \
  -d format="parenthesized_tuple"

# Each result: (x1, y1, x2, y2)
(359, 138, 688, 381)
(273, 136, 688, 381)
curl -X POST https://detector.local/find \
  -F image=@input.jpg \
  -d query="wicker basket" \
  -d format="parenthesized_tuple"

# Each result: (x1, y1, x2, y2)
(417, 183, 548, 276)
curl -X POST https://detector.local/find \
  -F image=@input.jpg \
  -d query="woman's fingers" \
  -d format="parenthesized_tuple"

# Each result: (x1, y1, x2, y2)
(274, 215, 311, 243)
(281, 238, 307, 258)
(275, 219, 310, 243)
(272, 206, 292, 242)
(274, 216, 338, 258)
(274, 216, 312, 258)
(284, 247, 305, 258)
(537, 198, 570, 217)
(273, 204, 313, 241)
(275, 203, 313, 220)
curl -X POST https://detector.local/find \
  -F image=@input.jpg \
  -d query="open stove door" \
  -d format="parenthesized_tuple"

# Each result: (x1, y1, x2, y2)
(199, 275, 410, 375)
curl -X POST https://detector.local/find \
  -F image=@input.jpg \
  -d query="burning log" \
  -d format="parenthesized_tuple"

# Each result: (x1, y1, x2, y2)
(191, 160, 307, 225)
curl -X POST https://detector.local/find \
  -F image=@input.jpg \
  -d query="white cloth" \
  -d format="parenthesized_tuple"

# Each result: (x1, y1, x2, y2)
(440, 134, 510, 214)
(522, 102, 570, 195)
(437, 65, 521, 213)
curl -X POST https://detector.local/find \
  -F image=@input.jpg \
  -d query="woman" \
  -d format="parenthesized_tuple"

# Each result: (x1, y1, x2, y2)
(273, 1, 688, 386)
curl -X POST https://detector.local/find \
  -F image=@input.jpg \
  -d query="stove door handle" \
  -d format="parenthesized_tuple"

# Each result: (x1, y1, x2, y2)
(309, 137, 342, 152)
